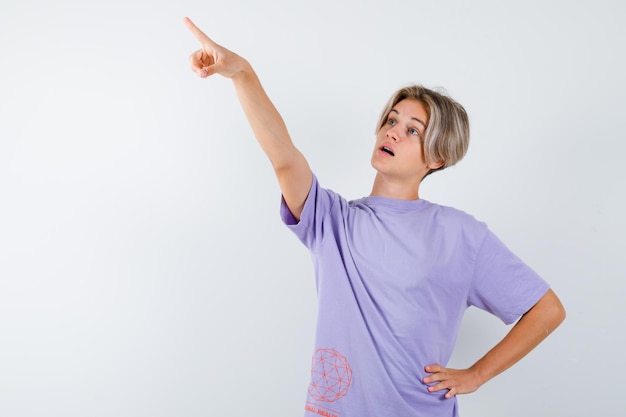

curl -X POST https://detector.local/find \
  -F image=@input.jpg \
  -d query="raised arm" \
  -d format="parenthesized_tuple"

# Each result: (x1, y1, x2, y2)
(423, 288, 566, 398)
(184, 17, 312, 220)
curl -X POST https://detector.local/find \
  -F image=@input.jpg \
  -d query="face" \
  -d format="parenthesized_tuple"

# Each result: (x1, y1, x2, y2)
(371, 98, 438, 182)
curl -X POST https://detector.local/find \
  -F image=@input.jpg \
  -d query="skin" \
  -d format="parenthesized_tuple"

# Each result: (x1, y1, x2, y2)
(423, 288, 565, 398)
(183, 17, 312, 221)
(184, 17, 566, 400)
(370, 98, 443, 200)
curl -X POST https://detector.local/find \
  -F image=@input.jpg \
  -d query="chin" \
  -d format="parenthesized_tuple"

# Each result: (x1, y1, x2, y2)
(370, 157, 382, 173)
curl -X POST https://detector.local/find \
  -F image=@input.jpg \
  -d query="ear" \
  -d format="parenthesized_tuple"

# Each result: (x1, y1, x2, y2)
(427, 160, 445, 170)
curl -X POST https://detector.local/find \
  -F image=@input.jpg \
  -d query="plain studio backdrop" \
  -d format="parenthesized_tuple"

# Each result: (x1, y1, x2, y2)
(1, 0, 624, 416)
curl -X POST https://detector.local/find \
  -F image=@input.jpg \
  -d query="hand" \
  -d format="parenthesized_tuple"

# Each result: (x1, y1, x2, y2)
(423, 364, 482, 399)
(183, 17, 250, 79)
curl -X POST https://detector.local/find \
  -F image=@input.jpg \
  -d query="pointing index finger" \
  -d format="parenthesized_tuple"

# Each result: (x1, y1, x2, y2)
(183, 17, 212, 44)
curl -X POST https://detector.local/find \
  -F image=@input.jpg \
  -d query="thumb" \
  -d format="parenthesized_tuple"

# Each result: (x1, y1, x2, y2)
(201, 61, 227, 77)
(188, 50, 210, 75)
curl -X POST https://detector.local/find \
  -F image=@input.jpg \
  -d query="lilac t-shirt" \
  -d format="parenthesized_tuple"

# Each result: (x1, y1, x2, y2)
(281, 175, 549, 417)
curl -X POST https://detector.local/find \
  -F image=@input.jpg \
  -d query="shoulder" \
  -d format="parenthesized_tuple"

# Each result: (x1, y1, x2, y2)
(422, 200, 490, 248)
(311, 175, 347, 209)
(426, 200, 485, 226)
(300, 174, 350, 220)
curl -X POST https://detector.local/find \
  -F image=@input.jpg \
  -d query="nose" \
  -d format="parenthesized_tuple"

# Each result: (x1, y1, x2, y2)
(386, 125, 400, 142)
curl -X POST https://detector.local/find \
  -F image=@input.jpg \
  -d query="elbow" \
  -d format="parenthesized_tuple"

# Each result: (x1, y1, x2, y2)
(550, 303, 566, 333)
(544, 289, 566, 332)
(556, 302, 567, 327)
(552, 289, 566, 323)
(525, 288, 566, 334)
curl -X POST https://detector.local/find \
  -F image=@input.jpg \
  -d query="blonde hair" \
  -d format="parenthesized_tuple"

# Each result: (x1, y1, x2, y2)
(376, 85, 470, 177)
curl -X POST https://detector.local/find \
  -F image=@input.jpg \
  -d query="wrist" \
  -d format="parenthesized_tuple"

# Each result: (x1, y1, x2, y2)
(468, 364, 490, 389)
(231, 60, 254, 81)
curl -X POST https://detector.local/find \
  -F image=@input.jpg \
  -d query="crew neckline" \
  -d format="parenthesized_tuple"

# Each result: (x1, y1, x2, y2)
(355, 195, 430, 211)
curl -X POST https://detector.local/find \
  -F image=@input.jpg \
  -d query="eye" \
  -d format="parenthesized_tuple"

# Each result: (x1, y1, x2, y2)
(408, 128, 420, 136)
(387, 118, 396, 126)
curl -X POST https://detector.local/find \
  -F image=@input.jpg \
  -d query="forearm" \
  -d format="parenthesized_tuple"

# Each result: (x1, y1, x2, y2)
(424, 289, 565, 398)
(470, 289, 566, 386)
(231, 65, 300, 170)
(185, 18, 312, 219)
(230, 64, 312, 219)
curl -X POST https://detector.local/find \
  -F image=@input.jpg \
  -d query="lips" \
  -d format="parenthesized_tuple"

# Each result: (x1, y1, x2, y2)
(380, 145, 395, 156)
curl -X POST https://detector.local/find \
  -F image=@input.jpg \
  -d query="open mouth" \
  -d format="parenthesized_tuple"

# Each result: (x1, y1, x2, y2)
(380, 146, 395, 156)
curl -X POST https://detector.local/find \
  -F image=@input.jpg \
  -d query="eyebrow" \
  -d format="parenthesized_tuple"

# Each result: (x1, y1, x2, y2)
(389, 109, 427, 129)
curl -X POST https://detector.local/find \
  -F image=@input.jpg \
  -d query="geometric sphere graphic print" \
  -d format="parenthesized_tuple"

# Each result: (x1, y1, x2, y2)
(308, 348, 353, 402)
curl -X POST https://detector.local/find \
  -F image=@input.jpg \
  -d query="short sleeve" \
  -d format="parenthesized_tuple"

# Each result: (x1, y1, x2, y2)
(468, 230, 550, 324)
(280, 174, 341, 252)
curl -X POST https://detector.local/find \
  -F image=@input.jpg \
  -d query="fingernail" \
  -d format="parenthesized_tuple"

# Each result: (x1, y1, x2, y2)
(199, 69, 208, 77)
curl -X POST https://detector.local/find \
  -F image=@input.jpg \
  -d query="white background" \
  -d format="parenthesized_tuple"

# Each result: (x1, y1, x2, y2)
(1, 0, 624, 416)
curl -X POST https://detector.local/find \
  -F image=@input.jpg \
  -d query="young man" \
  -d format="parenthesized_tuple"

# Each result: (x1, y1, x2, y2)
(184, 17, 565, 417)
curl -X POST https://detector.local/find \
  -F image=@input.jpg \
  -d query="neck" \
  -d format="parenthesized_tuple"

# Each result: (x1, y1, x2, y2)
(370, 173, 422, 200)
